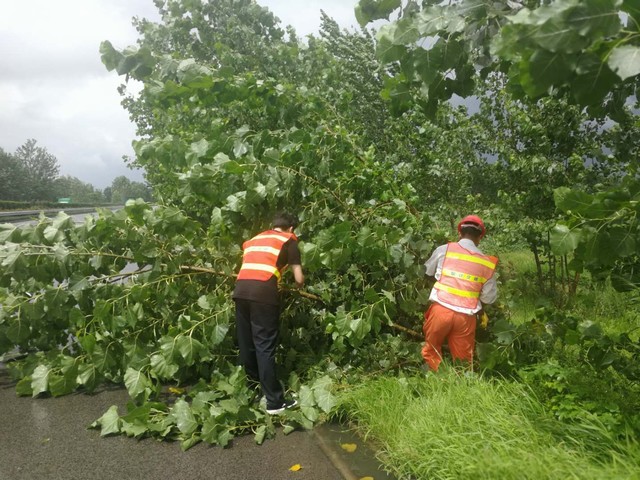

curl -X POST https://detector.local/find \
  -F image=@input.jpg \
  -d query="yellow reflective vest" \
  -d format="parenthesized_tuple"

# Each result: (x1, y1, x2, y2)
(433, 242, 498, 310)
(237, 230, 297, 282)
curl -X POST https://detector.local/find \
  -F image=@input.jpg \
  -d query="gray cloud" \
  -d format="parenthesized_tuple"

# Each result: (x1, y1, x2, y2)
(0, 0, 357, 190)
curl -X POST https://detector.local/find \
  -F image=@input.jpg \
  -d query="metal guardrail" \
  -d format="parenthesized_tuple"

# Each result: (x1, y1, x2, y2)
(0, 206, 122, 223)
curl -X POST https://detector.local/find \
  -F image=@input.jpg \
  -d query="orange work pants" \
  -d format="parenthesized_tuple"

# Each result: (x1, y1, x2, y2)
(421, 303, 476, 371)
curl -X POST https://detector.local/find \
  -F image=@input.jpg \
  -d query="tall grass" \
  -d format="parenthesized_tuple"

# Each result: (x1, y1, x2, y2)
(336, 371, 640, 480)
(498, 250, 639, 334)
(571, 281, 640, 335)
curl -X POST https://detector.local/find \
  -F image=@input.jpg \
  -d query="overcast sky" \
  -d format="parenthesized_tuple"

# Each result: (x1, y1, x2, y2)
(0, 1, 359, 189)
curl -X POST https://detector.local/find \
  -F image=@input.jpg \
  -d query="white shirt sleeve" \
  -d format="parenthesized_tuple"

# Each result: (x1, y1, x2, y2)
(425, 245, 447, 277)
(480, 275, 498, 305)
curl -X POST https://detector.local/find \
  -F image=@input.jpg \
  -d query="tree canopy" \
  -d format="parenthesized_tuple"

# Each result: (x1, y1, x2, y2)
(356, 0, 640, 120)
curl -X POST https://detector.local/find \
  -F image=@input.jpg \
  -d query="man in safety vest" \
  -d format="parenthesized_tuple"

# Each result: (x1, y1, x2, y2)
(233, 212, 304, 414)
(422, 215, 498, 371)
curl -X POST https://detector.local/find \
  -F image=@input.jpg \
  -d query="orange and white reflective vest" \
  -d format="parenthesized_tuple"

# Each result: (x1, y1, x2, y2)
(237, 230, 297, 282)
(433, 242, 498, 310)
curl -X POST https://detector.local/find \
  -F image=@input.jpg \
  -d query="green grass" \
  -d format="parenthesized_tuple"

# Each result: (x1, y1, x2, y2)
(499, 250, 539, 276)
(336, 371, 640, 480)
(497, 249, 639, 334)
(571, 281, 640, 336)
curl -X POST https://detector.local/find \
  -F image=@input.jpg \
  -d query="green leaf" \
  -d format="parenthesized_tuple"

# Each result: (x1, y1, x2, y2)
(176, 335, 204, 365)
(15, 376, 33, 396)
(532, 16, 589, 53)
(76, 363, 100, 391)
(43, 226, 61, 243)
(233, 140, 248, 158)
(159, 336, 178, 360)
(6, 320, 30, 343)
(0, 224, 17, 243)
(223, 161, 249, 174)
(376, 25, 409, 64)
(121, 420, 149, 438)
(254, 425, 267, 445)
(52, 212, 72, 229)
(201, 417, 222, 444)
(298, 385, 318, 421)
(192, 391, 223, 412)
(150, 354, 179, 380)
(566, 0, 622, 38)
(416, 5, 465, 36)
(210, 322, 230, 346)
(572, 53, 619, 105)
(355, 0, 401, 27)
(2, 249, 22, 270)
(312, 376, 337, 414)
(78, 334, 96, 355)
(492, 319, 516, 345)
(584, 230, 620, 266)
(350, 317, 372, 342)
(224, 191, 246, 212)
(520, 50, 577, 97)
(607, 45, 640, 80)
(197, 295, 211, 310)
(124, 367, 152, 401)
(92, 405, 121, 436)
(181, 434, 202, 451)
(623, 0, 640, 25)
(189, 139, 210, 160)
(70, 277, 91, 292)
(219, 398, 240, 414)
(49, 366, 79, 397)
(217, 428, 233, 448)
(554, 187, 593, 213)
(607, 228, 637, 258)
(550, 225, 581, 255)
(172, 399, 197, 435)
(99, 41, 124, 72)
(31, 365, 50, 397)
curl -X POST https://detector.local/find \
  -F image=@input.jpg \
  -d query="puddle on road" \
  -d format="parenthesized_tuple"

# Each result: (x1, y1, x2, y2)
(315, 422, 397, 480)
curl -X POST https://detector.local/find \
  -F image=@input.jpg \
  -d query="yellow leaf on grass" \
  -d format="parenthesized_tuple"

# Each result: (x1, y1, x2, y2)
(341, 443, 357, 453)
(360, 477, 374, 480)
(289, 464, 302, 472)
(169, 387, 185, 395)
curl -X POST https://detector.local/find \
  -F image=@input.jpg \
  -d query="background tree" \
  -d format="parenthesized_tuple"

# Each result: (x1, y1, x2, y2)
(14, 139, 60, 201)
(52, 176, 107, 204)
(109, 175, 153, 203)
(357, 0, 640, 291)
(0, 148, 27, 201)
(103, 186, 113, 203)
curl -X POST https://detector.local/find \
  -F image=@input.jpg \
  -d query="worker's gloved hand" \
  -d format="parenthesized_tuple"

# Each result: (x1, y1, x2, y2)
(478, 311, 489, 329)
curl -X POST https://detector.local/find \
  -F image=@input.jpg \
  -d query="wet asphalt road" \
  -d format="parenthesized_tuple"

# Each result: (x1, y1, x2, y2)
(0, 367, 345, 480)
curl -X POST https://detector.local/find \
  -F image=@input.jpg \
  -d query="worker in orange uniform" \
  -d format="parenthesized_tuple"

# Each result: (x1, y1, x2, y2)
(422, 215, 498, 371)
(233, 212, 304, 414)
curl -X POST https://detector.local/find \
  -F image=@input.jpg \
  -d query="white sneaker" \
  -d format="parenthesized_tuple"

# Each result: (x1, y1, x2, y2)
(266, 399, 297, 415)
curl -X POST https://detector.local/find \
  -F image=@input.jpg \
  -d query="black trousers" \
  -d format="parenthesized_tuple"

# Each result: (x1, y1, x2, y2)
(234, 299, 284, 408)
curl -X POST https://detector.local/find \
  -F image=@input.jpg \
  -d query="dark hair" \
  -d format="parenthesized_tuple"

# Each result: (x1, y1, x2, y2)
(460, 225, 482, 239)
(273, 212, 298, 229)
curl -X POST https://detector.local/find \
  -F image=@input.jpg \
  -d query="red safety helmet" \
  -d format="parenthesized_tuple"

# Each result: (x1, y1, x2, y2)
(457, 215, 486, 239)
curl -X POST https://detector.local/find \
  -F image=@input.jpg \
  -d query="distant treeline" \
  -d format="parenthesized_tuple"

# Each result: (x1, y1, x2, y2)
(0, 139, 153, 204)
